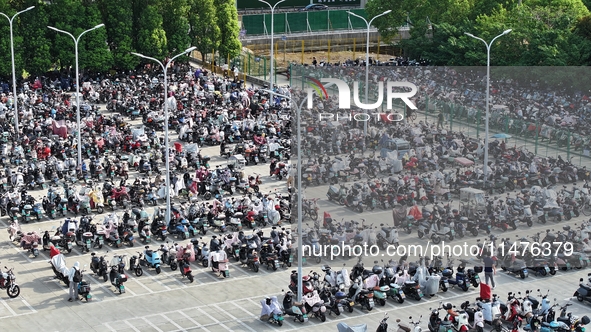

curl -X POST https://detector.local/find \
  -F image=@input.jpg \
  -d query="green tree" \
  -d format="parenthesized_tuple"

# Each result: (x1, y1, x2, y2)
(472, 4, 591, 65)
(400, 20, 474, 65)
(0, 1, 19, 78)
(18, 0, 52, 77)
(98, 0, 138, 70)
(159, 0, 191, 57)
(575, 15, 591, 39)
(46, 0, 86, 70)
(135, 5, 167, 58)
(365, 0, 407, 40)
(366, 0, 473, 41)
(189, 0, 220, 61)
(79, 1, 112, 73)
(214, 0, 241, 62)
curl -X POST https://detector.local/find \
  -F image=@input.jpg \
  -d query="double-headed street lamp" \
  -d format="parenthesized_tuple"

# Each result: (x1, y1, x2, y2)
(0, 6, 35, 141)
(347, 9, 391, 138)
(261, 82, 335, 302)
(258, 0, 286, 101)
(48, 23, 105, 168)
(464, 29, 512, 183)
(131, 46, 197, 228)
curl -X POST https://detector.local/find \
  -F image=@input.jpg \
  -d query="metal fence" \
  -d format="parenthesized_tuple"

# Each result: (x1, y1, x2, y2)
(289, 65, 591, 166)
(241, 9, 367, 36)
(421, 98, 591, 164)
(201, 52, 278, 80)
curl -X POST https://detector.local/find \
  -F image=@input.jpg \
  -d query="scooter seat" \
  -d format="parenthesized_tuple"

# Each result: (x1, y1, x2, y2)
(562, 225, 571, 231)
(405, 280, 417, 286)
(542, 322, 552, 327)
(381, 227, 391, 233)
(293, 301, 303, 306)
(359, 289, 370, 295)
(83, 232, 93, 238)
(51, 236, 61, 241)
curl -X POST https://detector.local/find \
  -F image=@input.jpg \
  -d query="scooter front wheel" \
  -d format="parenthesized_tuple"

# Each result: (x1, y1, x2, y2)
(188, 274, 194, 283)
(7, 285, 20, 298)
(155, 266, 161, 274)
(135, 268, 143, 277)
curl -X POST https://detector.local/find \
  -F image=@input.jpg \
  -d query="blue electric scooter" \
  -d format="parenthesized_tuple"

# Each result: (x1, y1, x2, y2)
(139, 246, 162, 274)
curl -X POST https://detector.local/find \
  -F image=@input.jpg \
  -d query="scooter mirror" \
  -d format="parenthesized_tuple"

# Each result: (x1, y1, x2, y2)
(409, 316, 412, 319)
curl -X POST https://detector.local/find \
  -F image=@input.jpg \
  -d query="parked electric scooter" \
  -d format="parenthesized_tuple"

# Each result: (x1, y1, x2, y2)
(139, 246, 162, 274)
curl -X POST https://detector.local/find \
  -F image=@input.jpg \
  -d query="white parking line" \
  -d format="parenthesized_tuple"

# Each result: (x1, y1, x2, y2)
(178, 311, 208, 331)
(212, 304, 258, 332)
(18, 298, 37, 313)
(85, 274, 119, 298)
(0, 298, 17, 316)
(124, 320, 141, 332)
(142, 317, 164, 332)
(12, 247, 33, 264)
(141, 269, 172, 290)
(127, 276, 155, 293)
(197, 307, 231, 331)
(160, 314, 186, 331)
(104, 322, 116, 332)
(198, 269, 224, 282)
(157, 268, 189, 288)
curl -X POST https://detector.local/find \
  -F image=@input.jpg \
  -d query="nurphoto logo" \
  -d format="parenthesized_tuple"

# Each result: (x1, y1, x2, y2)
(305, 76, 418, 110)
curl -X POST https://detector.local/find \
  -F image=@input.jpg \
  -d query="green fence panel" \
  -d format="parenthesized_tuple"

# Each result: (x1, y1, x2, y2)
(307, 11, 329, 31)
(262, 13, 287, 34)
(242, 14, 265, 35)
(287, 12, 308, 33)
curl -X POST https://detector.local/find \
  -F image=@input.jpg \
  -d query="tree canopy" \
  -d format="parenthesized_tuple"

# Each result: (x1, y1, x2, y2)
(367, 0, 591, 65)
(0, 0, 242, 78)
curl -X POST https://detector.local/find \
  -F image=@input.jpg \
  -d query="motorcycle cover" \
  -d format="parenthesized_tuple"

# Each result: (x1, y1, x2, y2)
(337, 323, 368, 332)
(423, 274, 441, 296)
(22, 232, 41, 246)
(51, 253, 69, 276)
(51, 120, 69, 138)
(480, 282, 491, 301)
(408, 205, 423, 221)
(392, 204, 407, 226)
(364, 274, 380, 289)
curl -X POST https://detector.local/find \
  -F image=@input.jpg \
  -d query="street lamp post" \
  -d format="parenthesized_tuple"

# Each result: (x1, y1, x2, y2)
(131, 47, 197, 228)
(48, 23, 105, 168)
(0, 6, 35, 141)
(260, 84, 334, 302)
(464, 29, 512, 183)
(259, 0, 286, 101)
(347, 10, 391, 138)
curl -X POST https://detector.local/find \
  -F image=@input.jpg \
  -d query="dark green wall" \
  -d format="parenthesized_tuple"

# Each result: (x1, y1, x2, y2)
(238, 0, 360, 10)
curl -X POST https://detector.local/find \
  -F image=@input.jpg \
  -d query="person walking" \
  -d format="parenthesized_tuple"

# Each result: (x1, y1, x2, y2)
(437, 111, 445, 130)
(68, 261, 81, 302)
(483, 254, 496, 289)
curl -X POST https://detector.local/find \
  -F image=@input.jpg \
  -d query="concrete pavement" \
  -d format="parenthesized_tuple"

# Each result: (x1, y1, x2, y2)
(0, 69, 590, 332)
